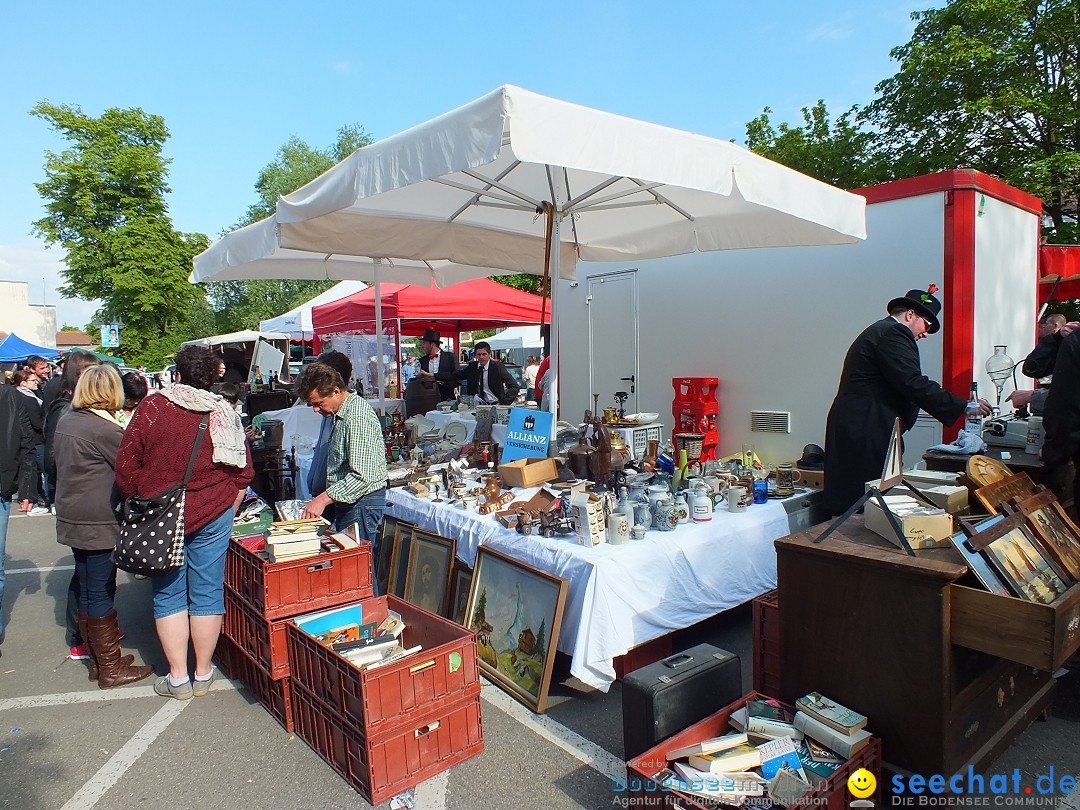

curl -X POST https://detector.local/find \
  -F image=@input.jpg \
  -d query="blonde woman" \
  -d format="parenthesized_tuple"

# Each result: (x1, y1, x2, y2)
(53, 365, 154, 688)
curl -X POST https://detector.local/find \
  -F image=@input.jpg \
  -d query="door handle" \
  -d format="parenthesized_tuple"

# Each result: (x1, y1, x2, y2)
(620, 375, 635, 394)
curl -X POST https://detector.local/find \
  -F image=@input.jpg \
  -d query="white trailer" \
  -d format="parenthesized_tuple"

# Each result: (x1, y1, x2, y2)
(557, 170, 1041, 464)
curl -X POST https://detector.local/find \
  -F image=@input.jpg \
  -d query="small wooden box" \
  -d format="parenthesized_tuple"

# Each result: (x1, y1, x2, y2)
(794, 463, 825, 490)
(498, 457, 558, 489)
(864, 497, 953, 549)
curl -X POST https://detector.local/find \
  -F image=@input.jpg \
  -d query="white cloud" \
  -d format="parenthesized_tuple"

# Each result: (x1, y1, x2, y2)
(0, 238, 101, 330)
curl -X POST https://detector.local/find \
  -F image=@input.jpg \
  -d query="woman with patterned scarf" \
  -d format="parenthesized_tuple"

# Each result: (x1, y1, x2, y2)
(116, 346, 253, 700)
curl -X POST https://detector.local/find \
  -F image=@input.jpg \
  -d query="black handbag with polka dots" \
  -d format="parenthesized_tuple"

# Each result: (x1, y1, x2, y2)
(114, 414, 209, 577)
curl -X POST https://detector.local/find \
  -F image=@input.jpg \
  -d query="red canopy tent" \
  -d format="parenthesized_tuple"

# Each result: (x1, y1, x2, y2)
(1039, 244, 1080, 303)
(311, 277, 549, 335)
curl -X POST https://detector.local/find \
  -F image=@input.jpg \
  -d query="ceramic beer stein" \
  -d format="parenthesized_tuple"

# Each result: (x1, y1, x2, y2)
(727, 486, 749, 513)
(775, 462, 803, 495)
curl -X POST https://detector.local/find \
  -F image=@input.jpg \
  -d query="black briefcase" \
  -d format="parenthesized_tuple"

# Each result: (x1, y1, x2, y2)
(621, 643, 742, 759)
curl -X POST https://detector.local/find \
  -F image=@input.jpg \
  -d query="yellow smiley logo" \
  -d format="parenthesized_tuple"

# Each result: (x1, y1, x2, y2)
(848, 768, 877, 798)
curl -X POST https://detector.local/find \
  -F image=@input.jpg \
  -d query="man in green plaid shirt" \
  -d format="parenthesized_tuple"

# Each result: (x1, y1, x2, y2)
(299, 363, 387, 593)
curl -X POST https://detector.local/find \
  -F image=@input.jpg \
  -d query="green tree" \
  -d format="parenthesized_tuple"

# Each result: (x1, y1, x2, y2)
(865, 0, 1080, 242)
(31, 102, 210, 367)
(471, 588, 488, 627)
(744, 101, 885, 190)
(207, 124, 375, 333)
(534, 618, 546, 658)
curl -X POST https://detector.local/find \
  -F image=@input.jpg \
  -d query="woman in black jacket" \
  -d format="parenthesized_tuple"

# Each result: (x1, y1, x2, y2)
(44, 351, 101, 660)
(53, 365, 153, 688)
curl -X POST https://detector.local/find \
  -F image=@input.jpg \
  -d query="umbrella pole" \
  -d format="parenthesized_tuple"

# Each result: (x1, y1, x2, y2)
(375, 259, 386, 409)
(548, 211, 561, 445)
(539, 202, 554, 338)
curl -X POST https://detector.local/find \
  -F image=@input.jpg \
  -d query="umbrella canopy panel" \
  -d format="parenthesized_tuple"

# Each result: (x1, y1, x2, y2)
(311, 278, 549, 336)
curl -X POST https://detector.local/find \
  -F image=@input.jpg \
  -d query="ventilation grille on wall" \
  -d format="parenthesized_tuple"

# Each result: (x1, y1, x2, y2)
(751, 410, 792, 433)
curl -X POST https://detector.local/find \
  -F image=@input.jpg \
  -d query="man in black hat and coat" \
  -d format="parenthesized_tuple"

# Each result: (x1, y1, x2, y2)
(417, 329, 459, 401)
(822, 286, 990, 517)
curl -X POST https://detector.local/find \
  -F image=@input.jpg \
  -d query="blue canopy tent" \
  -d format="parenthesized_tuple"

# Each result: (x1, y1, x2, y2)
(0, 333, 60, 363)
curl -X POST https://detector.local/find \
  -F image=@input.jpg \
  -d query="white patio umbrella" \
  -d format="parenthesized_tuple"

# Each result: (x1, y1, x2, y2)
(196, 85, 866, 420)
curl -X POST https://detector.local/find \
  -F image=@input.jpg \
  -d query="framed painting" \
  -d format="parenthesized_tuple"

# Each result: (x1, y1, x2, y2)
(403, 530, 455, 616)
(1008, 490, 1080, 581)
(947, 524, 1012, 597)
(464, 546, 568, 713)
(973, 472, 1038, 515)
(377, 516, 410, 596)
(387, 522, 415, 598)
(967, 514, 1070, 605)
(448, 563, 473, 625)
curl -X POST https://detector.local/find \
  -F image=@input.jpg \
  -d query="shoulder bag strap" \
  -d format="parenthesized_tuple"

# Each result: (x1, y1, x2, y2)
(181, 414, 210, 488)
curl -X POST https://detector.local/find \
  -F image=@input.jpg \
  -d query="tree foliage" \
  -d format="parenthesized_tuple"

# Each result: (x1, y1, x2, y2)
(745, 101, 886, 190)
(31, 102, 210, 367)
(865, 0, 1080, 242)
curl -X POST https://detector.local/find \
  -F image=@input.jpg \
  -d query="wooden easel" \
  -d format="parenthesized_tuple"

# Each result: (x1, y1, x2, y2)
(814, 418, 937, 556)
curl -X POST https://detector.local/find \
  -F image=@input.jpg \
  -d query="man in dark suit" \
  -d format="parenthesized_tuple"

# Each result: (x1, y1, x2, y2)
(458, 341, 520, 405)
(822, 286, 989, 516)
(416, 329, 459, 401)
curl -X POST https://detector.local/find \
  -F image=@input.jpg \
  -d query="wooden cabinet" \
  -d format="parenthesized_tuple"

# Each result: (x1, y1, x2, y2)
(773, 517, 1078, 776)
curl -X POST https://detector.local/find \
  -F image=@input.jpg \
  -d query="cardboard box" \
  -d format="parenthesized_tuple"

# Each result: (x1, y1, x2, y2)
(864, 496, 953, 549)
(920, 484, 969, 514)
(794, 463, 825, 490)
(498, 457, 558, 489)
(572, 492, 605, 546)
(902, 467, 961, 487)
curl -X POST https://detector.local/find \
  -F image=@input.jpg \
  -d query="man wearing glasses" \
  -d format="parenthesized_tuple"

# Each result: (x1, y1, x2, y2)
(298, 362, 387, 592)
(822, 286, 990, 517)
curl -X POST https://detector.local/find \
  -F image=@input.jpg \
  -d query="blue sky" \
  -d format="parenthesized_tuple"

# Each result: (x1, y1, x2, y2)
(0, 0, 924, 328)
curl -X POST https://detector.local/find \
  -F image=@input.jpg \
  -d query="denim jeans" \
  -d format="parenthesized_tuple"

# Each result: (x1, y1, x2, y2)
(72, 548, 118, 619)
(332, 488, 385, 596)
(0, 497, 9, 637)
(152, 508, 234, 619)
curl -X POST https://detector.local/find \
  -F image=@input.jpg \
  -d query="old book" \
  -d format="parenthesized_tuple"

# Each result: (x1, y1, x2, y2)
(804, 737, 843, 764)
(792, 711, 871, 759)
(328, 530, 360, 549)
(746, 716, 803, 740)
(669, 764, 754, 806)
(313, 623, 361, 646)
(343, 638, 400, 667)
(667, 732, 749, 762)
(266, 531, 323, 546)
(795, 692, 868, 734)
(747, 699, 792, 722)
(363, 644, 423, 671)
(267, 543, 322, 563)
(796, 740, 843, 779)
(756, 737, 806, 780)
(689, 743, 762, 774)
(376, 611, 405, 639)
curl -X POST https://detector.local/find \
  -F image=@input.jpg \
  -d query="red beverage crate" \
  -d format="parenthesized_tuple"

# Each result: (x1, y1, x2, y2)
(213, 634, 240, 680)
(291, 685, 484, 806)
(223, 587, 291, 680)
(225, 536, 373, 621)
(626, 691, 882, 810)
(287, 595, 480, 739)
(752, 589, 781, 696)
(672, 377, 719, 405)
(221, 636, 294, 732)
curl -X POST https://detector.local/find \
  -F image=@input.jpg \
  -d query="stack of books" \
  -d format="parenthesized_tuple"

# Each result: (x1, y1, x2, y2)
(658, 694, 870, 807)
(333, 611, 420, 671)
(261, 518, 350, 563)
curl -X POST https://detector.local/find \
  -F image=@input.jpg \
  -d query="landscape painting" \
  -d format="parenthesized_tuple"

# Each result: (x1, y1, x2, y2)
(464, 547, 567, 713)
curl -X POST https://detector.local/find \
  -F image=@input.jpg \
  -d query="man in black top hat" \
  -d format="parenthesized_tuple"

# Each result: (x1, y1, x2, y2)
(822, 286, 990, 516)
(416, 328, 459, 401)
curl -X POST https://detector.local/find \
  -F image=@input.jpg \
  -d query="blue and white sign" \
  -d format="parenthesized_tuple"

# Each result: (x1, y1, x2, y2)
(499, 407, 553, 462)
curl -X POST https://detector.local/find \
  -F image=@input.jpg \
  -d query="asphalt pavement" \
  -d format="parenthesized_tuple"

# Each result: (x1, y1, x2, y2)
(2, 510, 1079, 810)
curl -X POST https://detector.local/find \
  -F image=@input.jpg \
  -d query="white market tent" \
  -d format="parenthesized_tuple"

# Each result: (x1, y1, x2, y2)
(193, 84, 866, 414)
(259, 280, 368, 338)
(485, 325, 543, 352)
(180, 330, 289, 349)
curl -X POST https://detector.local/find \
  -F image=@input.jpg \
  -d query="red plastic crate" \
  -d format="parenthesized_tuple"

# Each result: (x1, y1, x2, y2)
(213, 634, 241, 680)
(223, 587, 291, 680)
(672, 377, 719, 405)
(287, 595, 480, 740)
(291, 685, 484, 806)
(752, 589, 780, 696)
(223, 637, 294, 732)
(225, 536, 373, 620)
(626, 691, 882, 810)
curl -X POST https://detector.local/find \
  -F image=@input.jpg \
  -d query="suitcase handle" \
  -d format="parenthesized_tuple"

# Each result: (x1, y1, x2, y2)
(662, 653, 694, 669)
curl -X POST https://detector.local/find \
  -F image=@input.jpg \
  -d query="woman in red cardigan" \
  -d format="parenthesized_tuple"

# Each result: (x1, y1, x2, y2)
(116, 347, 253, 700)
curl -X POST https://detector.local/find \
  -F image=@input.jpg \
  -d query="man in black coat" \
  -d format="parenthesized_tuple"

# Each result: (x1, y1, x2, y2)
(1033, 326, 1080, 508)
(1021, 313, 1066, 386)
(416, 329, 459, 401)
(822, 287, 988, 516)
(1, 379, 35, 645)
(457, 341, 520, 405)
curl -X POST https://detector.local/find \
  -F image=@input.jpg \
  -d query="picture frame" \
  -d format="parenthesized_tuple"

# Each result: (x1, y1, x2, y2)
(403, 530, 455, 616)
(448, 563, 473, 625)
(464, 546, 568, 713)
(947, 523, 1012, 597)
(387, 522, 415, 598)
(973, 472, 1039, 515)
(966, 513, 1070, 605)
(377, 516, 410, 596)
(1007, 489, 1080, 581)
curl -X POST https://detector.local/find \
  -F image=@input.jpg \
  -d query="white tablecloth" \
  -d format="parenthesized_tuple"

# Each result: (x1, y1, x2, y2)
(386, 487, 790, 692)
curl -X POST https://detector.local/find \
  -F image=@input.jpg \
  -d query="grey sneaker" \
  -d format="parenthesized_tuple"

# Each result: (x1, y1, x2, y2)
(191, 668, 216, 697)
(154, 675, 193, 700)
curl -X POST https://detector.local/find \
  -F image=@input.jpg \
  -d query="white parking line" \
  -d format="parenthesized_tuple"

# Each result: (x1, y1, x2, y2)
(480, 681, 625, 782)
(4, 564, 76, 574)
(60, 699, 190, 810)
(0, 679, 236, 712)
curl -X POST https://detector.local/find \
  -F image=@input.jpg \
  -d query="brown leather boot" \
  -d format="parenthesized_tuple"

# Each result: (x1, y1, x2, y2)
(86, 612, 154, 688)
(81, 612, 134, 682)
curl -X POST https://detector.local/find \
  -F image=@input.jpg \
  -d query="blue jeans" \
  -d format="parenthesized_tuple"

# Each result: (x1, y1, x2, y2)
(332, 488, 385, 596)
(152, 508, 233, 619)
(72, 548, 118, 619)
(0, 497, 9, 637)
